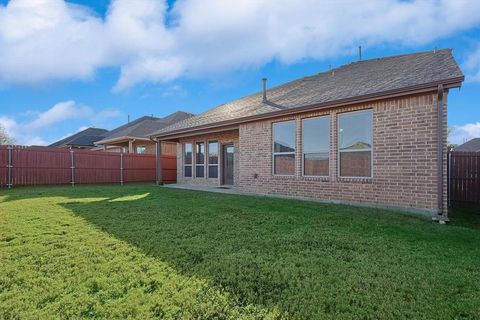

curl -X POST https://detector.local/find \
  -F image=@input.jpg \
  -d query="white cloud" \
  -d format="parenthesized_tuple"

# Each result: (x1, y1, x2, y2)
(0, 101, 120, 146)
(465, 45, 480, 81)
(29, 100, 92, 129)
(0, 0, 480, 90)
(449, 122, 480, 145)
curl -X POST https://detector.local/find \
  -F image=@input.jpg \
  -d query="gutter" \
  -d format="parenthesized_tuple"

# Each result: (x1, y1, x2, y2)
(94, 136, 151, 145)
(152, 77, 463, 140)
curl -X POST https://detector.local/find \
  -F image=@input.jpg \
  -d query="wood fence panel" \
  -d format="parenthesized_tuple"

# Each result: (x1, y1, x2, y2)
(161, 155, 177, 183)
(75, 151, 121, 184)
(449, 152, 480, 208)
(0, 146, 177, 187)
(13, 147, 71, 186)
(0, 146, 8, 187)
(123, 153, 156, 183)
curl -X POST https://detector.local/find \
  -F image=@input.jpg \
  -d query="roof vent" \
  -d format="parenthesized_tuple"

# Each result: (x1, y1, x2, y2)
(358, 46, 362, 61)
(262, 78, 267, 103)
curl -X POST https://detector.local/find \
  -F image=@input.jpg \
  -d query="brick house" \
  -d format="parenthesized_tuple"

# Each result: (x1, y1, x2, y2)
(49, 127, 109, 149)
(94, 111, 193, 155)
(152, 50, 464, 219)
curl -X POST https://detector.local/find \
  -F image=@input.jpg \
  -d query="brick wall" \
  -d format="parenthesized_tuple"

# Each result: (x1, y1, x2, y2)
(177, 130, 239, 187)
(237, 92, 447, 216)
(174, 92, 448, 216)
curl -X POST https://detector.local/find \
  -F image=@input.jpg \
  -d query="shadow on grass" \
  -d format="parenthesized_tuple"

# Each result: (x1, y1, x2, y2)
(49, 185, 480, 319)
(3, 184, 480, 318)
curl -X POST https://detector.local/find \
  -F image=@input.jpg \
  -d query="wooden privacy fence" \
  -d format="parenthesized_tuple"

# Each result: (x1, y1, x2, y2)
(448, 151, 480, 208)
(0, 146, 176, 187)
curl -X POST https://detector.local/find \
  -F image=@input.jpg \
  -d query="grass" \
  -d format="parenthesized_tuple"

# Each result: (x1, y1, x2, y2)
(1, 184, 480, 319)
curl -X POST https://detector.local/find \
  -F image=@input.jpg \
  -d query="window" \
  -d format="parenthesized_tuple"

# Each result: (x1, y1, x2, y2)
(338, 110, 372, 177)
(195, 142, 205, 178)
(208, 141, 219, 178)
(273, 120, 296, 175)
(136, 146, 146, 154)
(184, 143, 192, 177)
(302, 116, 329, 176)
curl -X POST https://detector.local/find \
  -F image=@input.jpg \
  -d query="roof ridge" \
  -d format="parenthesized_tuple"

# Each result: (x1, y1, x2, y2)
(152, 48, 463, 138)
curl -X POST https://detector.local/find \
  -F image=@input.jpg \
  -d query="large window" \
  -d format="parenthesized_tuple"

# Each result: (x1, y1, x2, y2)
(302, 116, 329, 176)
(273, 120, 296, 175)
(184, 143, 192, 177)
(338, 110, 372, 177)
(195, 142, 205, 178)
(208, 141, 219, 178)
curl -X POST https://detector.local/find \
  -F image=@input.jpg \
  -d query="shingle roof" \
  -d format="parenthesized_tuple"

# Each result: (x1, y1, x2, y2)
(453, 138, 480, 152)
(153, 49, 463, 137)
(49, 127, 109, 147)
(98, 111, 193, 142)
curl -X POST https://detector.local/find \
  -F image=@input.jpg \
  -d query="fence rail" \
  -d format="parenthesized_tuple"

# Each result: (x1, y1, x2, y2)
(0, 146, 176, 187)
(449, 151, 480, 208)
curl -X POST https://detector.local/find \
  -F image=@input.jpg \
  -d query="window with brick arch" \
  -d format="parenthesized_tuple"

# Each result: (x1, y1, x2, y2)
(195, 142, 205, 178)
(302, 116, 329, 177)
(273, 120, 296, 175)
(207, 141, 219, 178)
(184, 143, 193, 177)
(338, 110, 373, 178)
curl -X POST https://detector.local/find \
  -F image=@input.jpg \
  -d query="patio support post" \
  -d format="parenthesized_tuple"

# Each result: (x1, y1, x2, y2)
(7, 145, 12, 188)
(120, 152, 124, 185)
(156, 139, 163, 185)
(70, 150, 75, 187)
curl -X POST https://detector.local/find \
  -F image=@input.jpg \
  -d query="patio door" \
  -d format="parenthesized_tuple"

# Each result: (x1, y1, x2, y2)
(222, 144, 234, 185)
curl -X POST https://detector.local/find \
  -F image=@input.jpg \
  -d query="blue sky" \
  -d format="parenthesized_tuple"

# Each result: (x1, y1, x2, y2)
(0, 0, 479, 145)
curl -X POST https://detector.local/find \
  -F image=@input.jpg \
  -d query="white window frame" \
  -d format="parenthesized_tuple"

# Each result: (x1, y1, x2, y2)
(337, 109, 373, 179)
(183, 143, 193, 178)
(207, 140, 219, 179)
(195, 141, 206, 179)
(272, 120, 296, 176)
(302, 115, 330, 178)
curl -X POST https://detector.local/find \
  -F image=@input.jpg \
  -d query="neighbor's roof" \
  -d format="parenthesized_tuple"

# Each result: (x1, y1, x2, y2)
(97, 111, 193, 144)
(453, 138, 480, 152)
(153, 49, 464, 138)
(49, 127, 109, 148)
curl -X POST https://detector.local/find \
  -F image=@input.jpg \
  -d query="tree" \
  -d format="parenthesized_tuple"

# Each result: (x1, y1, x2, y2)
(447, 127, 457, 152)
(0, 125, 15, 145)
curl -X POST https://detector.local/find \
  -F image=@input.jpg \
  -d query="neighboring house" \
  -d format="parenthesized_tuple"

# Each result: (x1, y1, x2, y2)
(49, 127, 109, 149)
(453, 138, 480, 152)
(152, 49, 464, 219)
(95, 111, 193, 155)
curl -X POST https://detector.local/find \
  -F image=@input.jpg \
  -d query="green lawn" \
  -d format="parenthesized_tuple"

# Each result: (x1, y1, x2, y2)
(1, 185, 479, 319)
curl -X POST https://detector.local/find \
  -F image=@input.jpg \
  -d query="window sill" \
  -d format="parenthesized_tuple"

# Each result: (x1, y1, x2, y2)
(302, 176, 330, 182)
(337, 177, 373, 183)
(272, 174, 296, 179)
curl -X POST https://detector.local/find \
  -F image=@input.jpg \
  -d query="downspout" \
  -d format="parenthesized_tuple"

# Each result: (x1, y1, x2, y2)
(436, 84, 445, 221)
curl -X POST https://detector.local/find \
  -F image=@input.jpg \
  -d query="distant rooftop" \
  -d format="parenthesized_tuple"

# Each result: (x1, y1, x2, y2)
(97, 111, 194, 143)
(49, 127, 109, 148)
(453, 138, 480, 152)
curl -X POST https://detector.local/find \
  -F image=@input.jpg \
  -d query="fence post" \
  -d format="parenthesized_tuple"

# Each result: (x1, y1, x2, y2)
(70, 150, 75, 187)
(7, 145, 12, 188)
(120, 152, 124, 185)
(448, 151, 451, 208)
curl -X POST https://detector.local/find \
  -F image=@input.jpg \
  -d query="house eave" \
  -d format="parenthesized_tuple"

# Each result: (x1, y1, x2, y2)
(95, 136, 151, 145)
(153, 78, 463, 140)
